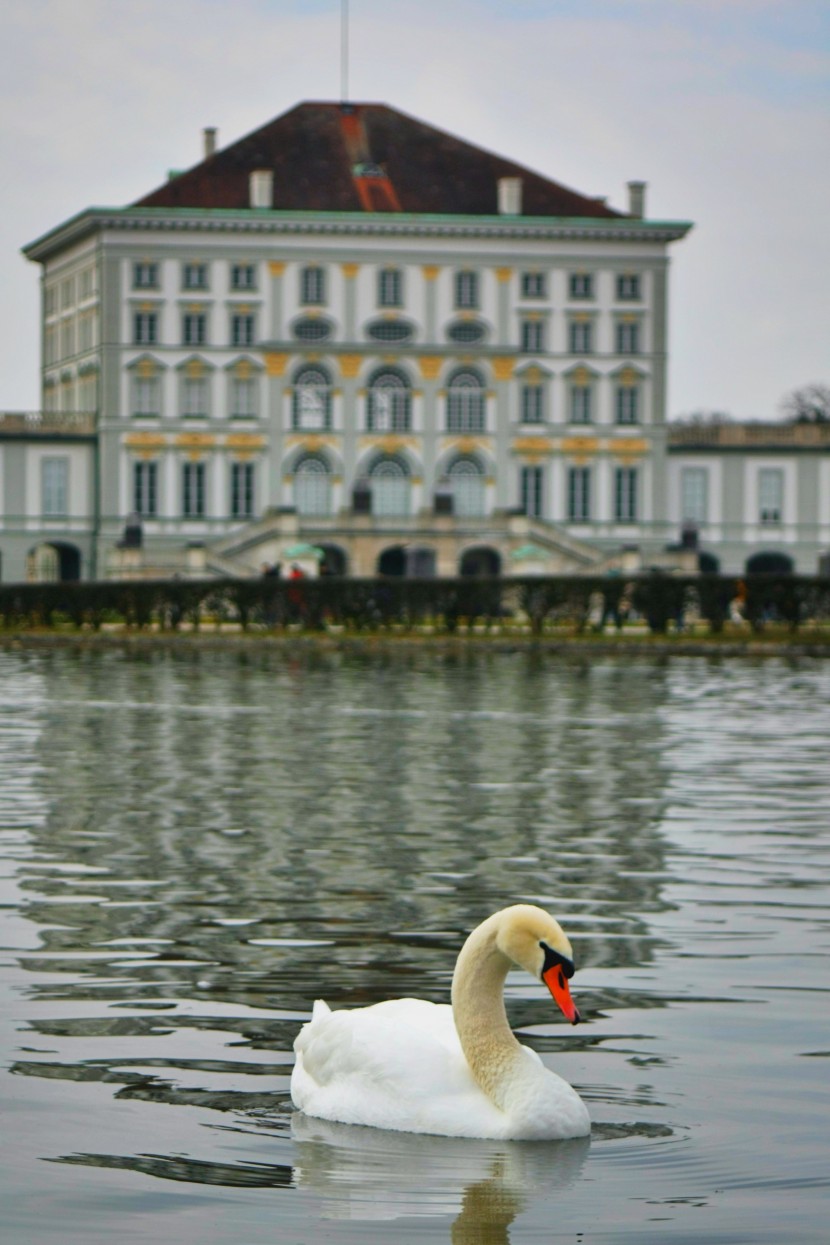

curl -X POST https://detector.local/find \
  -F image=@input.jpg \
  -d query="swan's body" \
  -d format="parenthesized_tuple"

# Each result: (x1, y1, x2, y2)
(291, 905, 590, 1140)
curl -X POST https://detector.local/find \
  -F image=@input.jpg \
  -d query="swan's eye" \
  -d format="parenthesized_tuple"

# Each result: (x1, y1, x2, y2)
(539, 941, 575, 980)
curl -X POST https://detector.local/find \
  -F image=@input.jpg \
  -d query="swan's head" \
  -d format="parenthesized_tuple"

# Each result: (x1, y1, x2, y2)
(496, 904, 582, 1025)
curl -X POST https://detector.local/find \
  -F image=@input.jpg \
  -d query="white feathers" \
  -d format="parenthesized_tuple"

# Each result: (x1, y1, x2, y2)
(290, 907, 590, 1141)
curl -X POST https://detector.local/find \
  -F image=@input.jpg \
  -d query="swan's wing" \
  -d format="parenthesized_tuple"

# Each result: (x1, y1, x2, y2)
(292, 998, 499, 1135)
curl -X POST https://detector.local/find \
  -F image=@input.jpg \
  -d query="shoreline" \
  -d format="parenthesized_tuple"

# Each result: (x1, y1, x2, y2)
(1, 627, 828, 658)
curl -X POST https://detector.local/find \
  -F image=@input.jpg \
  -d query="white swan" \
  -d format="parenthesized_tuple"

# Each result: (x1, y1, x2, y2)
(291, 905, 591, 1140)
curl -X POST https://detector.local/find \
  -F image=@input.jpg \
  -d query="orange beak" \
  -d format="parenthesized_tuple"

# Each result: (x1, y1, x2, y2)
(543, 964, 581, 1025)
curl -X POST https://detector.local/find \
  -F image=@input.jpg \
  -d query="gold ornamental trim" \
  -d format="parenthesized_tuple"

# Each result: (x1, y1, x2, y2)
(176, 432, 216, 449)
(492, 357, 515, 381)
(443, 435, 492, 455)
(341, 262, 360, 279)
(268, 261, 286, 277)
(561, 437, 599, 455)
(512, 437, 554, 455)
(570, 366, 593, 386)
(359, 435, 417, 453)
(610, 438, 650, 458)
(495, 267, 512, 284)
(417, 356, 442, 380)
(264, 352, 288, 376)
(339, 355, 362, 378)
(225, 433, 266, 449)
(285, 433, 338, 451)
(422, 265, 440, 282)
(124, 432, 167, 449)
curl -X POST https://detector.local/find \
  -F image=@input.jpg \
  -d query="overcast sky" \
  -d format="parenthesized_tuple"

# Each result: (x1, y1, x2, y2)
(1, 0, 827, 418)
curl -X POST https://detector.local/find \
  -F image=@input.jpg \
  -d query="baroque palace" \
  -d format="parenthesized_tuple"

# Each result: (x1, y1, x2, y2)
(2, 101, 828, 582)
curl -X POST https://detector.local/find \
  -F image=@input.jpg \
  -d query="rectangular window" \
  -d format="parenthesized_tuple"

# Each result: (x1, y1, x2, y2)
(569, 273, 593, 299)
(133, 376, 159, 417)
(617, 273, 641, 300)
(520, 320, 545, 353)
(521, 384, 545, 424)
(616, 386, 639, 424)
(182, 461, 206, 517)
(455, 270, 479, 309)
(42, 456, 69, 516)
(231, 462, 255, 518)
(521, 272, 546, 298)
(567, 467, 591, 520)
(182, 313, 207, 346)
(615, 467, 639, 521)
(77, 313, 94, 353)
(61, 322, 75, 359)
(133, 312, 157, 345)
(301, 266, 326, 305)
(570, 384, 592, 424)
(182, 378, 208, 418)
(378, 268, 403, 307)
(231, 264, 256, 291)
(681, 467, 708, 523)
(616, 321, 640, 354)
(182, 263, 208, 290)
(231, 377, 256, 419)
(134, 461, 158, 517)
(569, 320, 593, 353)
(520, 465, 544, 517)
(759, 468, 783, 523)
(231, 313, 255, 346)
(133, 262, 158, 289)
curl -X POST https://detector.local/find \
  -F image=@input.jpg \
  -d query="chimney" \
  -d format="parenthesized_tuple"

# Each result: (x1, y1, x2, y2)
(203, 127, 217, 159)
(627, 180, 646, 218)
(249, 169, 274, 209)
(497, 177, 523, 215)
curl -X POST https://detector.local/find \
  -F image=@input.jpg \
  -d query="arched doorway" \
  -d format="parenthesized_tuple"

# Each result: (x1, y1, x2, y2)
(745, 551, 794, 574)
(27, 542, 81, 582)
(407, 547, 436, 577)
(318, 543, 348, 577)
(378, 546, 407, 577)
(369, 456, 410, 516)
(460, 546, 501, 577)
(293, 454, 332, 515)
(447, 456, 486, 517)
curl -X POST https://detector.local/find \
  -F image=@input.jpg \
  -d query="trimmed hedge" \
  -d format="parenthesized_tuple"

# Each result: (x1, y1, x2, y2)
(1, 574, 829, 637)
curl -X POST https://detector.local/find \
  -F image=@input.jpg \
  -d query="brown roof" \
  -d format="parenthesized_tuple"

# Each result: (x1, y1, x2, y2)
(134, 101, 624, 218)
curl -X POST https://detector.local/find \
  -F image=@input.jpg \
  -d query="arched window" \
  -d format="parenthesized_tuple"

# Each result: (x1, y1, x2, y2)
(448, 456, 486, 517)
(293, 366, 331, 430)
(367, 369, 411, 432)
(446, 370, 485, 433)
(370, 456, 410, 516)
(294, 454, 332, 516)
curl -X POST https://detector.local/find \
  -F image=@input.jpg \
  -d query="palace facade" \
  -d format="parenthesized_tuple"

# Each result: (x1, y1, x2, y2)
(2, 102, 827, 582)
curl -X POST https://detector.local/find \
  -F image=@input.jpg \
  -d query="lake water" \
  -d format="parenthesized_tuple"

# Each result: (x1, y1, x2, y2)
(1, 644, 828, 1244)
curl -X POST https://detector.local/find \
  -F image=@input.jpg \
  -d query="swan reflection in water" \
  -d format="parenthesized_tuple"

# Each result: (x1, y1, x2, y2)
(290, 1111, 590, 1236)
(54, 1114, 590, 1241)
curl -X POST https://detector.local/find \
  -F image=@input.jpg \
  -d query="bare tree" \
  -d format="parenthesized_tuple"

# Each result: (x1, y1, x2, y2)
(670, 409, 734, 424)
(780, 383, 830, 424)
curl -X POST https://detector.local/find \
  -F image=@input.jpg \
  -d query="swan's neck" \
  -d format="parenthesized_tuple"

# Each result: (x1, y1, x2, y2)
(451, 915, 523, 1108)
